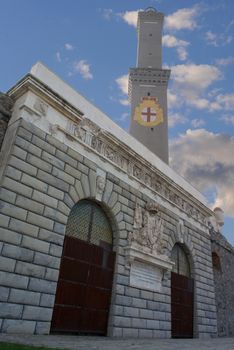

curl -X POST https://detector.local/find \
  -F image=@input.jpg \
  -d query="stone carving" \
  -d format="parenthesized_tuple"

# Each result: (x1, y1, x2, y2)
(33, 98, 48, 116)
(95, 175, 106, 201)
(96, 175, 105, 194)
(129, 201, 165, 254)
(63, 117, 208, 226)
(176, 220, 185, 243)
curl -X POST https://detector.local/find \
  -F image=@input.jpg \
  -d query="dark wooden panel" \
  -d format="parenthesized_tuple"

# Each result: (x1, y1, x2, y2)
(171, 271, 194, 338)
(51, 235, 115, 335)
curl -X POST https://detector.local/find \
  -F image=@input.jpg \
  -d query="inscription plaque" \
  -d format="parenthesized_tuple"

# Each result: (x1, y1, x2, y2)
(130, 260, 162, 291)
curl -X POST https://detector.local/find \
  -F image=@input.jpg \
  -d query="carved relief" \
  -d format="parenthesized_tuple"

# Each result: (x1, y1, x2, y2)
(129, 201, 165, 254)
(33, 98, 48, 116)
(96, 176, 105, 194)
(62, 117, 208, 226)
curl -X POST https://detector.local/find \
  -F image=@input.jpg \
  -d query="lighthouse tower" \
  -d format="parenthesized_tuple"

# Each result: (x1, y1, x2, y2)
(129, 8, 170, 164)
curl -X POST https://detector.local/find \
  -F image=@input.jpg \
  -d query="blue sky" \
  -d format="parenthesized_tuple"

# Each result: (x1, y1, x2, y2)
(1, 0, 234, 244)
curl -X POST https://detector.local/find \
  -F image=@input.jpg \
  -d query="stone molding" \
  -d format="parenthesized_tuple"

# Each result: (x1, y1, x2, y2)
(129, 68, 170, 99)
(8, 75, 212, 228)
(55, 118, 209, 227)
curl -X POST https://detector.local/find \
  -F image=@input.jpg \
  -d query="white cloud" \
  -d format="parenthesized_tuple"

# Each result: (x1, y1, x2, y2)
(168, 112, 188, 127)
(119, 98, 130, 106)
(170, 129, 234, 217)
(56, 51, 61, 62)
(165, 6, 199, 31)
(118, 112, 129, 121)
(73, 60, 93, 80)
(121, 10, 140, 27)
(216, 93, 234, 111)
(162, 35, 189, 48)
(65, 43, 74, 51)
(220, 115, 234, 125)
(162, 35, 189, 61)
(168, 63, 222, 111)
(215, 56, 234, 66)
(205, 30, 233, 47)
(191, 118, 205, 128)
(171, 64, 221, 90)
(177, 46, 189, 61)
(102, 8, 114, 20)
(167, 89, 179, 108)
(116, 74, 129, 95)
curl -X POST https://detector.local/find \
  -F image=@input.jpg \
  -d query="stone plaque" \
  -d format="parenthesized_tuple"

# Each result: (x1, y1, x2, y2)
(130, 260, 162, 291)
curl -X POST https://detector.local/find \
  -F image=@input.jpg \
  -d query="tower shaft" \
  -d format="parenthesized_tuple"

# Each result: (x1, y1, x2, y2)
(129, 8, 170, 164)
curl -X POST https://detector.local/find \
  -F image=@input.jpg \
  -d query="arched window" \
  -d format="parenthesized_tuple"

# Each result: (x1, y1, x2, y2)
(171, 244, 191, 277)
(212, 252, 222, 272)
(66, 199, 113, 249)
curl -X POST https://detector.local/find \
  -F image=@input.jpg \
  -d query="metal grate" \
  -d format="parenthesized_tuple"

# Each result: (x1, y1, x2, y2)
(171, 244, 190, 277)
(66, 200, 112, 247)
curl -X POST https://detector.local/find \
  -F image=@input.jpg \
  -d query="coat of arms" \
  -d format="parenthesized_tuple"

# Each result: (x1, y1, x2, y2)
(128, 201, 165, 254)
(133, 96, 163, 127)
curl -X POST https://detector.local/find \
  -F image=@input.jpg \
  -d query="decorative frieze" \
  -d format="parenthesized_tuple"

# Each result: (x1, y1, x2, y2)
(56, 118, 208, 226)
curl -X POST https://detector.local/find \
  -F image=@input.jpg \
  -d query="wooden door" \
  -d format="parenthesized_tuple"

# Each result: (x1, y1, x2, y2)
(171, 271, 194, 338)
(51, 235, 115, 335)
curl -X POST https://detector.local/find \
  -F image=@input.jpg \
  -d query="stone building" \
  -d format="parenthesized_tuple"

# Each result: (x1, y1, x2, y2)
(209, 209, 234, 337)
(0, 8, 221, 338)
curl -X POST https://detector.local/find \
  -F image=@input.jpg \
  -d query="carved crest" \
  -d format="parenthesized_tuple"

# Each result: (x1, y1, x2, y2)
(129, 201, 165, 254)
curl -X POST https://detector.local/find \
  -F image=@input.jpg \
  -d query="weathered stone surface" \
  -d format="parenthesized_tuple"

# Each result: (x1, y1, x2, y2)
(5, 166, 22, 181)
(0, 188, 16, 204)
(47, 186, 64, 201)
(40, 293, 55, 308)
(0, 302, 23, 318)
(34, 252, 60, 269)
(15, 261, 45, 278)
(2, 319, 36, 334)
(1, 177, 33, 198)
(9, 156, 37, 176)
(21, 235, 50, 254)
(15, 195, 44, 214)
(37, 170, 69, 192)
(0, 228, 22, 245)
(2, 203, 27, 224)
(0, 286, 9, 302)
(211, 229, 234, 337)
(9, 289, 40, 306)
(23, 305, 52, 322)
(32, 190, 58, 209)
(38, 229, 64, 246)
(15, 136, 42, 157)
(35, 321, 51, 334)
(0, 93, 13, 150)
(27, 212, 54, 231)
(21, 173, 48, 193)
(28, 278, 57, 294)
(9, 218, 39, 238)
(0, 256, 16, 272)
(32, 135, 56, 155)
(27, 154, 52, 173)
(0, 213, 10, 227)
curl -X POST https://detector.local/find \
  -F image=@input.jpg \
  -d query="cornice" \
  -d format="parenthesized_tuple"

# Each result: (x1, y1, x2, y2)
(7, 74, 84, 124)
(8, 73, 212, 225)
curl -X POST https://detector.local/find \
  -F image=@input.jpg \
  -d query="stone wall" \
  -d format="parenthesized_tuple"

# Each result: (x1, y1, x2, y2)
(0, 118, 217, 337)
(211, 229, 234, 337)
(0, 93, 13, 151)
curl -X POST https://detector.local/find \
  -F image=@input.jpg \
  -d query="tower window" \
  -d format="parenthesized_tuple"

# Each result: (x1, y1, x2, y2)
(149, 33, 152, 36)
(147, 92, 151, 96)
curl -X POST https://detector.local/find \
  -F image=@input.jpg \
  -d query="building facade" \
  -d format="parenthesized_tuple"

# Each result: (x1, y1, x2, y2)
(0, 8, 220, 339)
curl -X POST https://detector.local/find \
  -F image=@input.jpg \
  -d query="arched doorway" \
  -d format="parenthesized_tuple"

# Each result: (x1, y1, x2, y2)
(51, 199, 116, 335)
(171, 244, 194, 338)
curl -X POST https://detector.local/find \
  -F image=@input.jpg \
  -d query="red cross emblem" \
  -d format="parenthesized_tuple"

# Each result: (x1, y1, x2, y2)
(141, 107, 157, 123)
(133, 96, 164, 127)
